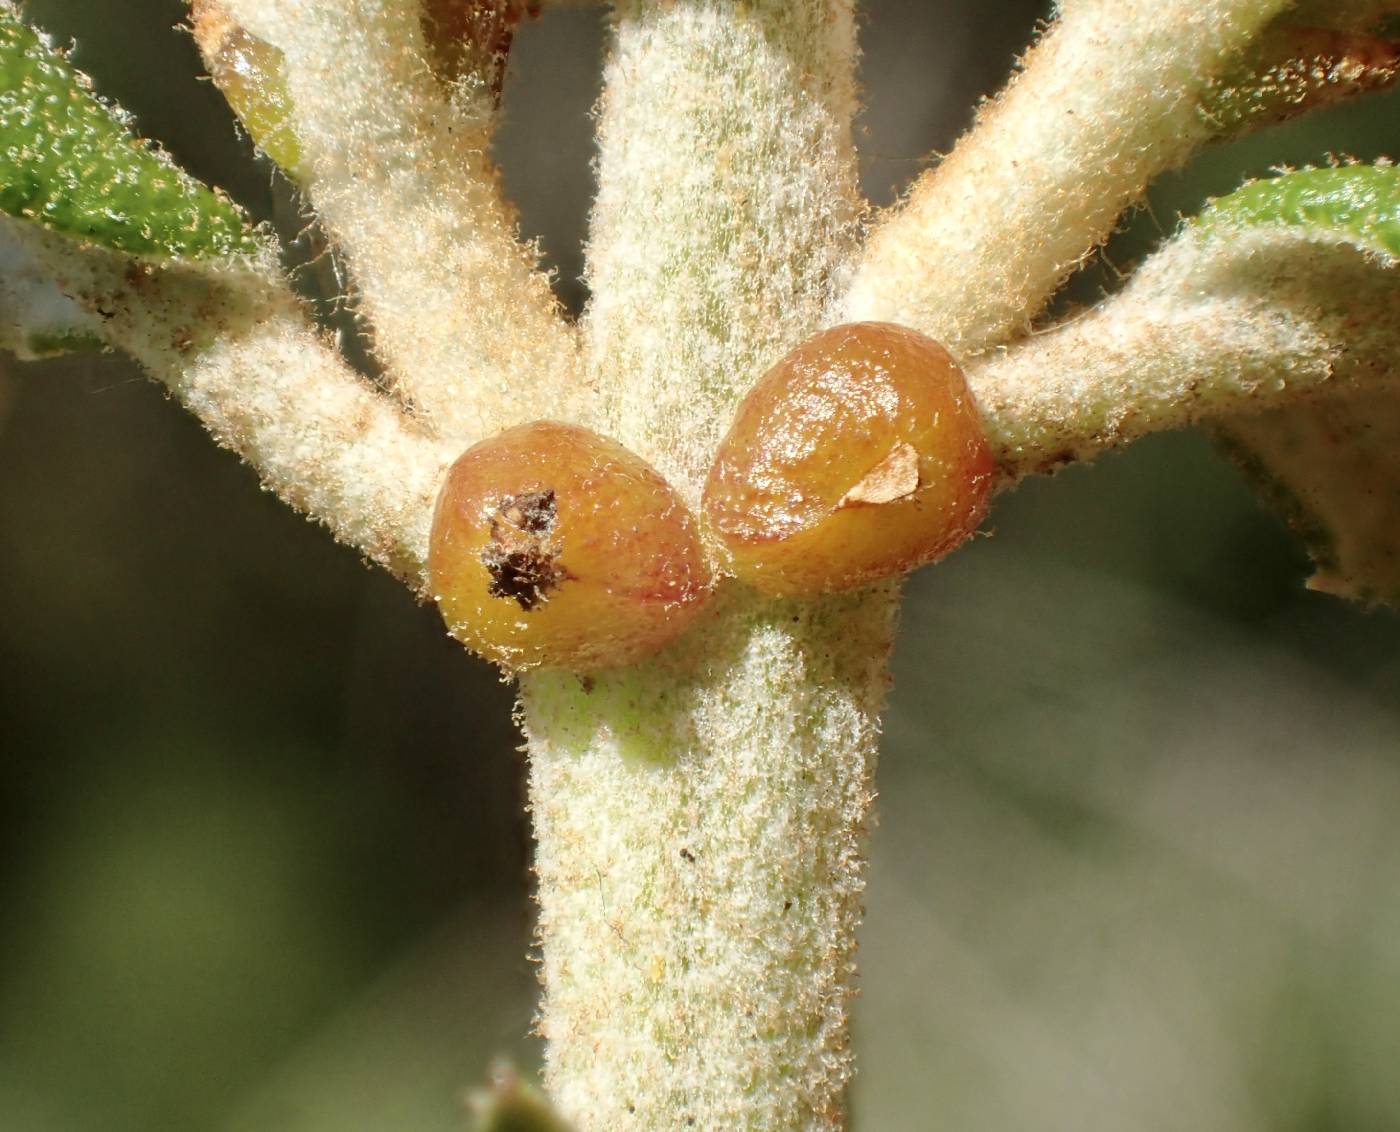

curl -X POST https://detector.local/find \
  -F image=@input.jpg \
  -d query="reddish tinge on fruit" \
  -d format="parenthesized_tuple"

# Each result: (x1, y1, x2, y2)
(702, 322, 995, 596)
(428, 421, 713, 671)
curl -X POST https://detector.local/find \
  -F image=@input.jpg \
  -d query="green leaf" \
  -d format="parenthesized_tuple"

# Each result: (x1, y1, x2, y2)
(1203, 164, 1400, 606)
(1198, 164, 1400, 256)
(21, 326, 101, 356)
(0, 8, 261, 260)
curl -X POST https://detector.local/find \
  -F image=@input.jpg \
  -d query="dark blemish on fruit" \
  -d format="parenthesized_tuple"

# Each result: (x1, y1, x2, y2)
(679, 846, 696, 862)
(482, 489, 572, 610)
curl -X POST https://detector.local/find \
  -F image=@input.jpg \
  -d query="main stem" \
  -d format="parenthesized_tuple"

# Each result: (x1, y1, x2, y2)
(518, 3, 894, 1128)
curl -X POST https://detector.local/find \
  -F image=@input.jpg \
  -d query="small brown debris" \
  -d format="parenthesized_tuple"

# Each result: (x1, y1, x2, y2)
(481, 489, 571, 610)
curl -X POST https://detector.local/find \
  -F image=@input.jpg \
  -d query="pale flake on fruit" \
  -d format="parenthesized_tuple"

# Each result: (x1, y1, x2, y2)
(838, 442, 921, 508)
(702, 322, 995, 595)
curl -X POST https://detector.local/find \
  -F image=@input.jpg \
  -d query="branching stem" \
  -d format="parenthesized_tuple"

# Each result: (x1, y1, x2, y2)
(12, 3, 1400, 1129)
(224, 0, 584, 444)
(20, 226, 453, 582)
(972, 229, 1400, 478)
(844, 0, 1292, 356)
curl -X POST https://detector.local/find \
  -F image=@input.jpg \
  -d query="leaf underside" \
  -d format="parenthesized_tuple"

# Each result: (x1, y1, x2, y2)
(0, 8, 259, 261)
(1205, 166, 1400, 605)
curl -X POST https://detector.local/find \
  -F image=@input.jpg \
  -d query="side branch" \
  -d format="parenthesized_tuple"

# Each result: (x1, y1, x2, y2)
(843, 0, 1291, 357)
(223, 0, 583, 444)
(22, 227, 455, 584)
(971, 229, 1400, 479)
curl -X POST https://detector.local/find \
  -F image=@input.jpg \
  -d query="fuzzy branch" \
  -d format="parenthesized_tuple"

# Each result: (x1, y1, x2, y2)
(843, 0, 1292, 357)
(20, 225, 455, 583)
(971, 226, 1400, 478)
(222, 0, 583, 444)
(1202, 25, 1400, 138)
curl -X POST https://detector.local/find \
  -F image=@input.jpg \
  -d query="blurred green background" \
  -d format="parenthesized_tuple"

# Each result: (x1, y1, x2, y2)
(2, 2, 1399, 1129)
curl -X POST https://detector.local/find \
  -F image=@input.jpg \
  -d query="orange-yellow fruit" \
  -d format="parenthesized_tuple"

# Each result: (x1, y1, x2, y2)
(428, 421, 712, 671)
(702, 322, 995, 596)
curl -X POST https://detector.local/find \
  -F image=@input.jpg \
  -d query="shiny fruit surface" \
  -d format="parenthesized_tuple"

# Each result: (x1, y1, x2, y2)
(428, 421, 712, 671)
(702, 322, 995, 596)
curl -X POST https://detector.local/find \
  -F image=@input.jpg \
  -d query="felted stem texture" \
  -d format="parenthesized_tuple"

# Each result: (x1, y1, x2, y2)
(971, 227, 1400, 477)
(521, 589, 897, 1132)
(521, 3, 888, 1130)
(224, 0, 582, 444)
(20, 226, 453, 582)
(843, 0, 1291, 357)
(581, 0, 861, 494)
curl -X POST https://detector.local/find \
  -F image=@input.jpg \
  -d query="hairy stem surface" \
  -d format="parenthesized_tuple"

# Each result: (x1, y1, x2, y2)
(224, 0, 582, 443)
(522, 4, 885, 1130)
(972, 229, 1400, 477)
(844, 0, 1291, 357)
(22, 227, 453, 581)
(581, 0, 861, 494)
(522, 589, 896, 1131)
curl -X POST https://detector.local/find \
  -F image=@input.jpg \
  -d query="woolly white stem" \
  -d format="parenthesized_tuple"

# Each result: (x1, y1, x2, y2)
(223, 0, 584, 443)
(582, 0, 861, 495)
(521, 586, 896, 1132)
(21, 227, 453, 582)
(522, 4, 883, 1130)
(971, 228, 1400, 478)
(843, 0, 1291, 357)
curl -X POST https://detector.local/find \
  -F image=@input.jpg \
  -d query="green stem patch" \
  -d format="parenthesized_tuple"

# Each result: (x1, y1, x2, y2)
(468, 1064, 574, 1132)
(0, 7, 261, 261)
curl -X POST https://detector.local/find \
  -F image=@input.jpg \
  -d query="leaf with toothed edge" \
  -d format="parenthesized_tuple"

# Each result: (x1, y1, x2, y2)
(0, 7, 263, 262)
(1202, 165, 1400, 605)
